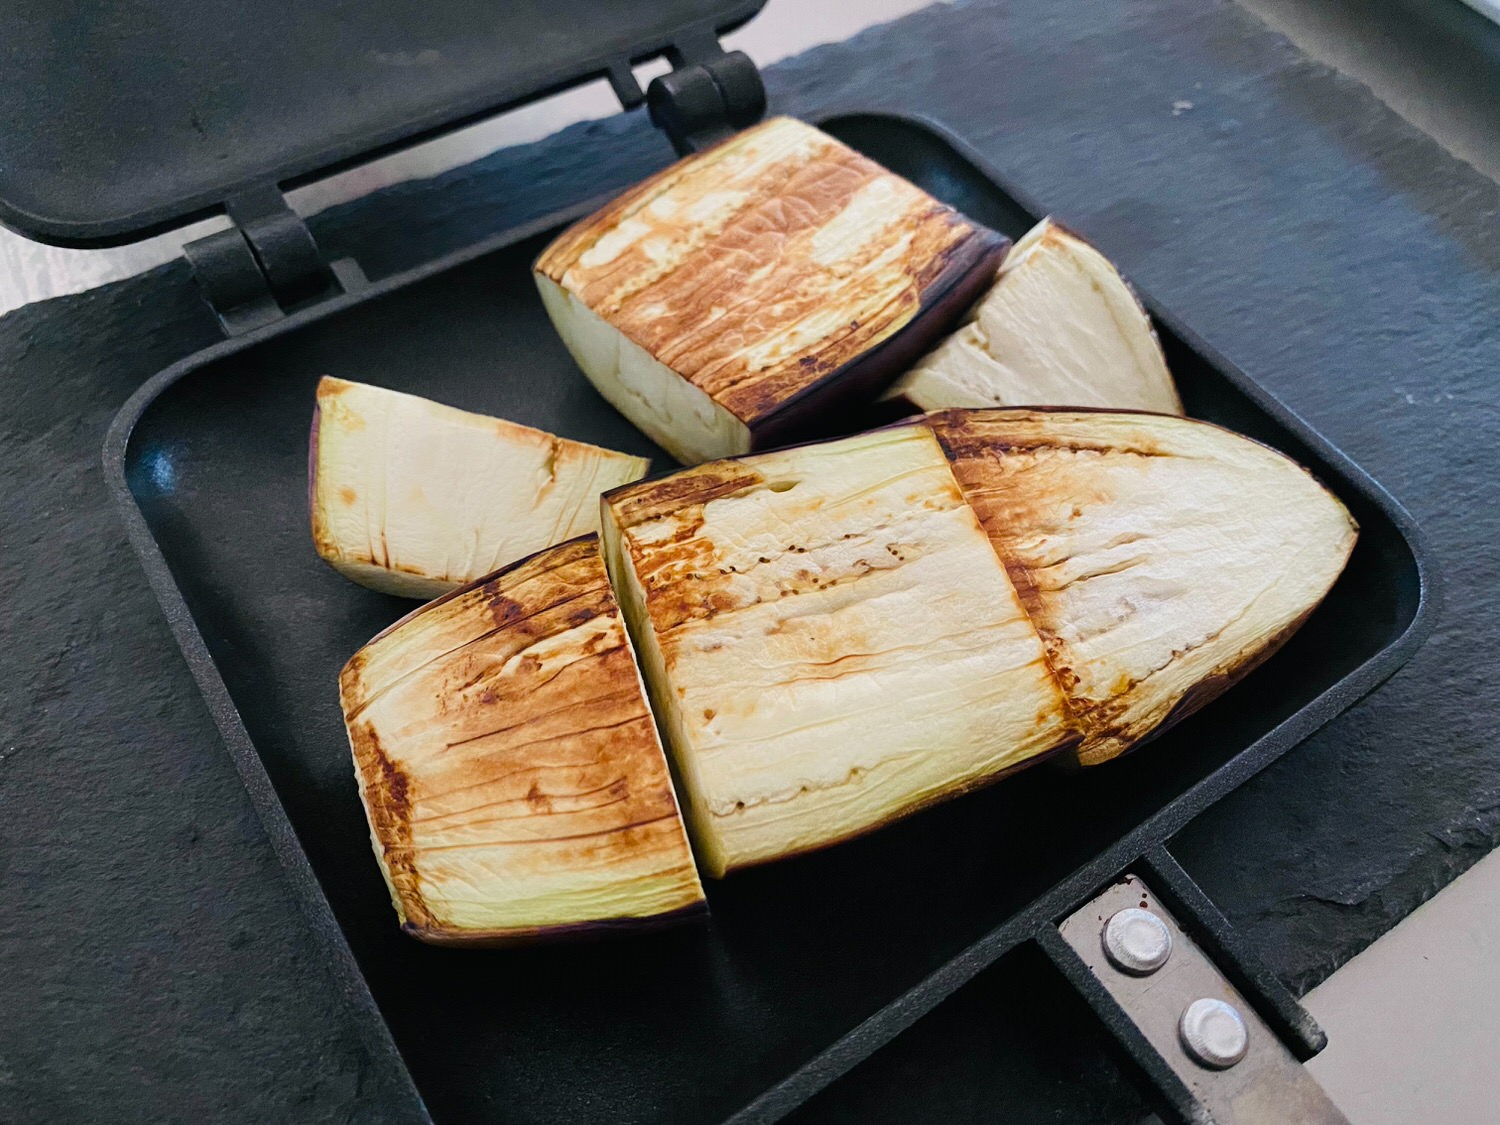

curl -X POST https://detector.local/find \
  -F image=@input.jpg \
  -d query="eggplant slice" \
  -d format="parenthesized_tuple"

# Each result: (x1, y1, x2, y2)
(601, 425, 1074, 877)
(340, 409, 1357, 930)
(311, 376, 648, 598)
(884, 219, 1183, 416)
(535, 116, 1008, 465)
(929, 409, 1358, 765)
(339, 536, 704, 944)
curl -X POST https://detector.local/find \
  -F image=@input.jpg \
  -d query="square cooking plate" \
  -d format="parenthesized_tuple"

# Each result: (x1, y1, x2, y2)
(108, 114, 1429, 1124)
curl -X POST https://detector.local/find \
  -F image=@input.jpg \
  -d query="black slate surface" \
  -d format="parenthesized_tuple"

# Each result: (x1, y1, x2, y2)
(2, 0, 1496, 1121)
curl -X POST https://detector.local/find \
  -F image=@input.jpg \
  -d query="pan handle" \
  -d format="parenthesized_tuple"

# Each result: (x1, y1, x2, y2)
(1038, 845, 1351, 1125)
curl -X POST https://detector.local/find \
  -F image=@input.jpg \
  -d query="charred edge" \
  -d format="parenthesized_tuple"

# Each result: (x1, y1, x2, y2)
(716, 733, 1081, 877)
(352, 535, 603, 653)
(927, 409, 1180, 462)
(746, 227, 1010, 452)
(603, 463, 766, 529)
(399, 897, 710, 949)
(925, 426, 1090, 740)
(487, 577, 614, 635)
(1077, 604, 1326, 768)
(999, 559, 1087, 701)
(348, 721, 432, 927)
(997, 560, 1090, 741)
(928, 408, 1360, 514)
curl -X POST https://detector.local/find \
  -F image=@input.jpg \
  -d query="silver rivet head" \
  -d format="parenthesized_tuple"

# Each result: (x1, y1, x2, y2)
(1179, 998, 1249, 1069)
(1101, 907, 1173, 974)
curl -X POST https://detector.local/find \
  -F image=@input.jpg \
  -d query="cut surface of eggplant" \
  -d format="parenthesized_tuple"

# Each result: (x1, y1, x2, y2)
(929, 408, 1358, 765)
(535, 116, 1008, 465)
(338, 536, 704, 944)
(310, 376, 648, 598)
(884, 219, 1182, 415)
(601, 425, 1074, 877)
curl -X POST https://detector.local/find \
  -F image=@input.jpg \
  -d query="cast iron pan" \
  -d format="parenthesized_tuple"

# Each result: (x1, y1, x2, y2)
(105, 114, 1431, 1125)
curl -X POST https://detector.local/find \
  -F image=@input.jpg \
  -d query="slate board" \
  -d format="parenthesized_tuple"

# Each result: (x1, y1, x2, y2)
(2, 0, 1497, 1121)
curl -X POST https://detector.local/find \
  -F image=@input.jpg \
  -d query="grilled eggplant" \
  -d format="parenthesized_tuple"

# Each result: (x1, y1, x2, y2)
(535, 116, 1009, 465)
(929, 409, 1357, 765)
(340, 401, 1356, 923)
(600, 425, 1074, 877)
(884, 219, 1182, 415)
(339, 536, 704, 944)
(311, 376, 648, 598)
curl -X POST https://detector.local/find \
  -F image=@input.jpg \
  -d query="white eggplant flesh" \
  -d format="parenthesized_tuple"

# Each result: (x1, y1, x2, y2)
(929, 408, 1357, 765)
(339, 536, 704, 944)
(886, 219, 1182, 415)
(535, 116, 1008, 465)
(601, 425, 1074, 877)
(311, 376, 648, 597)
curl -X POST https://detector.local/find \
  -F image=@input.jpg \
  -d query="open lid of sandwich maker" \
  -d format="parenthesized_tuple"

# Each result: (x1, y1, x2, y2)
(0, 0, 769, 247)
(1, 0, 768, 328)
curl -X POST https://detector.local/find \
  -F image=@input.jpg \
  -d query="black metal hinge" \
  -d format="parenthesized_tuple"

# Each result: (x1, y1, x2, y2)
(186, 36, 762, 331)
(184, 186, 365, 336)
(634, 31, 766, 156)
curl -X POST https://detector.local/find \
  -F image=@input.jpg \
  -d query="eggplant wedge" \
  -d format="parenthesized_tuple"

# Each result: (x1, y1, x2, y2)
(311, 376, 648, 598)
(535, 116, 1009, 465)
(601, 425, 1074, 877)
(884, 219, 1182, 415)
(339, 536, 704, 944)
(929, 409, 1357, 765)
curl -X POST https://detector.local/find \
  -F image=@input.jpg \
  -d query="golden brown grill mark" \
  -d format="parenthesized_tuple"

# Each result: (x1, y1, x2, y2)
(348, 721, 433, 928)
(606, 145, 873, 328)
(537, 118, 999, 428)
(537, 122, 820, 309)
(926, 408, 1356, 766)
(929, 408, 1174, 461)
(603, 462, 765, 527)
(339, 535, 701, 940)
(928, 410, 1145, 746)
(620, 147, 880, 348)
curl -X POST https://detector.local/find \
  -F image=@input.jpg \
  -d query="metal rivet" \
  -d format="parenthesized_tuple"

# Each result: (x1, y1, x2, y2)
(1101, 907, 1173, 974)
(1179, 998, 1249, 1069)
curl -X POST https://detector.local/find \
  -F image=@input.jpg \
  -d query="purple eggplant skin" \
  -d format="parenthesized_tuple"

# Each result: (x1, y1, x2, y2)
(307, 397, 321, 531)
(746, 230, 1010, 452)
